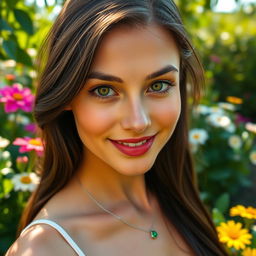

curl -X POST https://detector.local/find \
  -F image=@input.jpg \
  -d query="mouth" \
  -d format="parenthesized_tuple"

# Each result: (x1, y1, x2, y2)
(108, 135, 156, 156)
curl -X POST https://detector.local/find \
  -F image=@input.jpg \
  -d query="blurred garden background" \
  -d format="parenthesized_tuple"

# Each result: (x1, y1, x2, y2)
(0, 0, 256, 255)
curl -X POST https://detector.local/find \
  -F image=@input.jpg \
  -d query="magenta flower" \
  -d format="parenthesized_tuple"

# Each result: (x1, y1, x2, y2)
(13, 137, 44, 156)
(24, 123, 37, 133)
(0, 83, 34, 113)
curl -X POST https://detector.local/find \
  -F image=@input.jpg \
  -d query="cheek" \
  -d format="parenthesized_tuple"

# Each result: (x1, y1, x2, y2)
(73, 102, 117, 137)
(150, 95, 181, 130)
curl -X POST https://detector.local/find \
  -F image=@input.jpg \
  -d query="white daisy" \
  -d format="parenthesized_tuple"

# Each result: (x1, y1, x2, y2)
(218, 102, 236, 111)
(1, 168, 13, 175)
(189, 129, 209, 145)
(194, 105, 211, 115)
(0, 137, 10, 148)
(249, 151, 256, 165)
(0, 150, 11, 160)
(8, 113, 30, 125)
(228, 135, 242, 150)
(11, 172, 40, 192)
(208, 106, 225, 115)
(207, 113, 231, 128)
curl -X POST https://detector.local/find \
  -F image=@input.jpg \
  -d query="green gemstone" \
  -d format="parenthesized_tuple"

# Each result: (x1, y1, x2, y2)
(150, 230, 158, 239)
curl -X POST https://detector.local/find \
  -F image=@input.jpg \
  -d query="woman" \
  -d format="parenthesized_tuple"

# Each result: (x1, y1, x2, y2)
(6, 0, 228, 255)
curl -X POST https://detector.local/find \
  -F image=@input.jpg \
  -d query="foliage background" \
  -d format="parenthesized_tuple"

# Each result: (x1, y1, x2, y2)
(0, 0, 255, 254)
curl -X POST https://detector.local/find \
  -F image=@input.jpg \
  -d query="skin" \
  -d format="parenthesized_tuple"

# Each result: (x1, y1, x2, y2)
(6, 24, 193, 256)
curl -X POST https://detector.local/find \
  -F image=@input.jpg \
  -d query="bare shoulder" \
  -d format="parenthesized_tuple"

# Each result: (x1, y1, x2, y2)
(5, 224, 76, 256)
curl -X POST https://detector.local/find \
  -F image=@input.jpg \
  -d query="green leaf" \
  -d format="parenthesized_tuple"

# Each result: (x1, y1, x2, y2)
(212, 208, 225, 226)
(16, 47, 33, 66)
(3, 179, 13, 196)
(2, 39, 17, 60)
(13, 9, 34, 35)
(4, 0, 20, 9)
(215, 193, 230, 214)
(0, 18, 13, 32)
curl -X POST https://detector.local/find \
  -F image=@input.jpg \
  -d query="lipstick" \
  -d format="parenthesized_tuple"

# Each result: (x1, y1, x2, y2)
(109, 135, 156, 157)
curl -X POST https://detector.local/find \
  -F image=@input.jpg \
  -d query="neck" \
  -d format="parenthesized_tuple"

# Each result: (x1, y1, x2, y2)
(75, 150, 153, 213)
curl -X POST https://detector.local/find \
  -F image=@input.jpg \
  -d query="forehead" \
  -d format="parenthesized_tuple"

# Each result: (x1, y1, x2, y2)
(90, 23, 180, 77)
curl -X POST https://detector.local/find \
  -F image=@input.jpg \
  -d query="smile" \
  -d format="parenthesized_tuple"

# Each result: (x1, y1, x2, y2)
(109, 135, 156, 156)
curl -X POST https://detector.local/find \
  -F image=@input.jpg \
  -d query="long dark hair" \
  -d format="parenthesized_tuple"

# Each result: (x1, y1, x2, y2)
(18, 0, 227, 255)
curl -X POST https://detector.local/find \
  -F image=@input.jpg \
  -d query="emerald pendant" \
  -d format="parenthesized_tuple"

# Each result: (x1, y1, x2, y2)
(150, 230, 158, 239)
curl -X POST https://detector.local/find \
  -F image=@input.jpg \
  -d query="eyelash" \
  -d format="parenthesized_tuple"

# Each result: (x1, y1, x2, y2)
(88, 80, 175, 101)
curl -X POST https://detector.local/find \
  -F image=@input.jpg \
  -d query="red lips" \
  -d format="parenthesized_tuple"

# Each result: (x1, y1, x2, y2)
(110, 135, 155, 143)
(109, 135, 156, 157)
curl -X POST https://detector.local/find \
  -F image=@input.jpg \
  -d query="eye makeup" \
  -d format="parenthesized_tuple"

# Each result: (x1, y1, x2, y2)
(88, 79, 176, 101)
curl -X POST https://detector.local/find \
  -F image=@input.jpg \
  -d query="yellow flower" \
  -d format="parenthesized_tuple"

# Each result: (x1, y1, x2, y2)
(230, 205, 256, 219)
(226, 96, 243, 104)
(243, 248, 256, 256)
(230, 205, 246, 217)
(217, 220, 252, 250)
(242, 207, 256, 219)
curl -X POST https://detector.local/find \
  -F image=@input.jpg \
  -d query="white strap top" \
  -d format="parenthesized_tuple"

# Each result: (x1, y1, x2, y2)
(21, 219, 86, 256)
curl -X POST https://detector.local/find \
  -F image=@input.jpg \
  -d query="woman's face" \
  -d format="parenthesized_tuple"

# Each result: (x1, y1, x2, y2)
(69, 24, 181, 176)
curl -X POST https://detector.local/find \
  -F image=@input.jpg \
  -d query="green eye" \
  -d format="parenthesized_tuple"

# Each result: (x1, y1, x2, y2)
(151, 82, 164, 91)
(149, 81, 174, 94)
(98, 87, 110, 96)
(94, 86, 115, 97)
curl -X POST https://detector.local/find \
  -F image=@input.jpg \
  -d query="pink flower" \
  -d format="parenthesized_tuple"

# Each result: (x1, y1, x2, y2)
(16, 156, 29, 163)
(235, 114, 251, 124)
(24, 123, 37, 133)
(210, 55, 221, 64)
(13, 137, 44, 156)
(0, 83, 34, 113)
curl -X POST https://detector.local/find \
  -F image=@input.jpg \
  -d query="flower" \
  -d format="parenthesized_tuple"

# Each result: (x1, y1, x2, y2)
(194, 104, 211, 115)
(230, 205, 256, 219)
(228, 135, 242, 150)
(249, 151, 256, 165)
(24, 123, 37, 133)
(1, 167, 13, 175)
(8, 113, 30, 125)
(189, 129, 209, 145)
(0, 150, 11, 160)
(225, 123, 236, 133)
(3, 60, 16, 68)
(210, 55, 221, 64)
(11, 172, 40, 192)
(16, 156, 29, 171)
(226, 96, 243, 105)
(218, 102, 236, 111)
(209, 106, 225, 115)
(246, 123, 256, 134)
(242, 207, 256, 219)
(0, 83, 34, 113)
(27, 48, 37, 57)
(13, 137, 44, 156)
(0, 136, 10, 148)
(5, 74, 16, 81)
(16, 156, 29, 164)
(207, 113, 231, 128)
(217, 220, 252, 250)
(236, 114, 251, 124)
(230, 205, 246, 217)
(242, 248, 256, 256)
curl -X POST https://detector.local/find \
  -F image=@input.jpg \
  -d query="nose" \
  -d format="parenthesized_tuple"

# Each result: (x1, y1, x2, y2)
(120, 97, 151, 133)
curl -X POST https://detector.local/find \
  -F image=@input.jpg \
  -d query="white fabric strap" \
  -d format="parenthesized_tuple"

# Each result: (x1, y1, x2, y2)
(21, 219, 86, 256)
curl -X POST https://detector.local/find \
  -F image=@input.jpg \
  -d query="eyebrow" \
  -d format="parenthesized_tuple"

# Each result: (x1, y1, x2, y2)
(87, 65, 179, 83)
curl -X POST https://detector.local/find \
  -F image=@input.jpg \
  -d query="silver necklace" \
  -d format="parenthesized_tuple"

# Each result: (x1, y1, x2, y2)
(76, 176, 158, 239)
